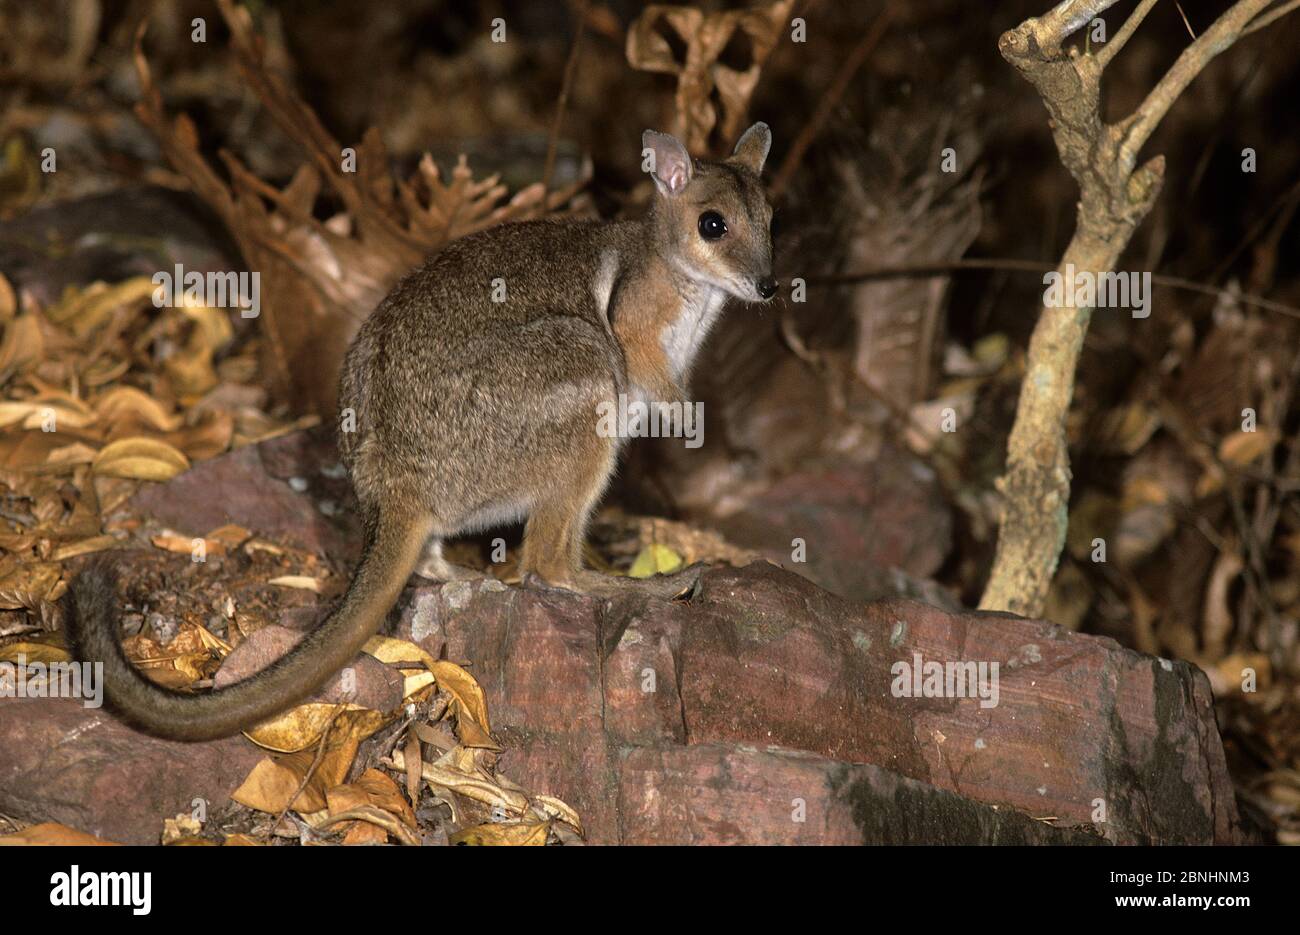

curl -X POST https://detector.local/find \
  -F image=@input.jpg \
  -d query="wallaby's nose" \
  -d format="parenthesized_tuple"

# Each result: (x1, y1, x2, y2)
(757, 276, 778, 300)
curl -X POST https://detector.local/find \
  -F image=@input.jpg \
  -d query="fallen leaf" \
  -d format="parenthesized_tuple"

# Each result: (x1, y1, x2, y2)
(93, 436, 189, 481)
(0, 563, 62, 609)
(1219, 429, 1278, 466)
(0, 822, 119, 846)
(93, 385, 182, 432)
(0, 639, 72, 665)
(450, 820, 550, 846)
(233, 708, 386, 814)
(268, 575, 322, 592)
(50, 534, 118, 561)
(243, 702, 378, 753)
(629, 543, 683, 578)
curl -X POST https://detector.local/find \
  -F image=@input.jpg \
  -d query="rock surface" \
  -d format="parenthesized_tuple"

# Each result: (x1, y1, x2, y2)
(392, 562, 1244, 844)
(709, 450, 954, 603)
(0, 696, 265, 845)
(121, 429, 359, 559)
(0, 431, 1245, 844)
(213, 624, 404, 713)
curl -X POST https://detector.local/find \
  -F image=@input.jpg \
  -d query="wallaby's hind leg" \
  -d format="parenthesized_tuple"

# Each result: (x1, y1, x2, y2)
(414, 538, 481, 582)
(520, 434, 616, 590)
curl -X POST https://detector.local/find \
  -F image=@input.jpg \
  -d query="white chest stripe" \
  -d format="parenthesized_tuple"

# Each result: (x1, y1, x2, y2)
(591, 250, 620, 329)
(659, 286, 727, 382)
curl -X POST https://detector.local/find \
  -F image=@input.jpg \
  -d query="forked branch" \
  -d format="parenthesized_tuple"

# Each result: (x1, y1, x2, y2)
(981, 0, 1294, 615)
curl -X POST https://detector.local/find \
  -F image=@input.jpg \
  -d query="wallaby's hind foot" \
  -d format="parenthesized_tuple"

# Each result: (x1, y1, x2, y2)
(519, 435, 616, 591)
(414, 538, 482, 582)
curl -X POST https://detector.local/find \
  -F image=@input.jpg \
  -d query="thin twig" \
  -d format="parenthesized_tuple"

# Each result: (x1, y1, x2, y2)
(1118, 0, 1274, 175)
(1243, 0, 1300, 34)
(803, 258, 1300, 321)
(769, 2, 896, 199)
(265, 704, 345, 840)
(1097, 0, 1161, 69)
(540, 1, 589, 202)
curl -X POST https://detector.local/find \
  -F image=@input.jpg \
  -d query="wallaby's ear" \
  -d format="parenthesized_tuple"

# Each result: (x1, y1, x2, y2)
(642, 130, 693, 196)
(730, 121, 771, 174)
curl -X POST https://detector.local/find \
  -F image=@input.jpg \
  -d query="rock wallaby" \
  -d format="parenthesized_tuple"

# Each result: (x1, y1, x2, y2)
(68, 123, 778, 740)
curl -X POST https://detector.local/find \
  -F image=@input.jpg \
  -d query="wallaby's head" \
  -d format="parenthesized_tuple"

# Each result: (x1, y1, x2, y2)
(642, 123, 776, 303)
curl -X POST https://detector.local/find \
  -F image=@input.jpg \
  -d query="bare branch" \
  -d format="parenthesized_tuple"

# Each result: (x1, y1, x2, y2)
(981, 0, 1288, 616)
(1096, 0, 1160, 69)
(1243, 0, 1300, 35)
(769, 3, 896, 199)
(1025, 0, 1125, 54)
(1118, 0, 1272, 174)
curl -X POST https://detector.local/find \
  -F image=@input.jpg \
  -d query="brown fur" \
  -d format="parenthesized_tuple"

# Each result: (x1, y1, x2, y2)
(66, 124, 776, 740)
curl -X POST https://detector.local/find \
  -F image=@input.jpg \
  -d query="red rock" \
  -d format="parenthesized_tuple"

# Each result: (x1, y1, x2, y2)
(709, 449, 953, 602)
(121, 429, 357, 558)
(672, 563, 1242, 844)
(615, 743, 1105, 845)
(8, 453, 1241, 845)
(0, 696, 264, 845)
(214, 624, 403, 713)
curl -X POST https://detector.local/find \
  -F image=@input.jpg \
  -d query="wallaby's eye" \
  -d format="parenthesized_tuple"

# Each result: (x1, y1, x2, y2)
(698, 211, 727, 241)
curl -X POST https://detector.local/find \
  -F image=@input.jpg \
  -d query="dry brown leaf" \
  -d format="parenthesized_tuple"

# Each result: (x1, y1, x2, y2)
(0, 562, 62, 610)
(243, 702, 379, 753)
(1218, 429, 1278, 466)
(162, 410, 234, 460)
(0, 313, 44, 376)
(93, 436, 189, 481)
(403, 731, 423, 803)
(1202, 549, 1243, 659)
(45, 442, 99, 467)
(0, 392, 96, 430)
(268, 575, 322, 592)
(0, 822, 118, 846)
(50, 534, 117, 561)
(339, 817, 389, 845)
(92, 385, 182, 432)
(316, 805, 420, 845)
(532, 795, 584, 835)
(450, 820, 550, 846)
(390, 749, 529, 816)
(362, 636, 496, 744)
(0, 272, 15, 321)
(428, 660, 493, 736)
(151, 530, 205, 555)
(0, 639, 71, 665)
(626, 1, 793, 153)
(120, 626, 217, 686)
(232, 709, 386, 813)
(46, 277, 155, 338)
(205, 524, 251, 551)
(323, 768, 418, 844)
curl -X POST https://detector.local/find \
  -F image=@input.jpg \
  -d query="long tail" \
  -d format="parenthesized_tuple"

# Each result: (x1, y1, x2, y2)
(66, 510, 432, 741)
